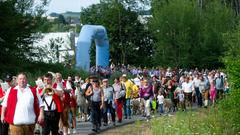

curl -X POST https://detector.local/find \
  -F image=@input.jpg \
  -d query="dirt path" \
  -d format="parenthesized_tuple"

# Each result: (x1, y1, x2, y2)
(101, 120, 151, 135)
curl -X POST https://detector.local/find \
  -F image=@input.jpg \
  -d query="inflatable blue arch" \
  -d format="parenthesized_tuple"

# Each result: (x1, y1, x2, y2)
(76, 25, 109, 71)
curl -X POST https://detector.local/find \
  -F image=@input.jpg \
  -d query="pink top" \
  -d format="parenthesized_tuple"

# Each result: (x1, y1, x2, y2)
(210, 85, 216, 92)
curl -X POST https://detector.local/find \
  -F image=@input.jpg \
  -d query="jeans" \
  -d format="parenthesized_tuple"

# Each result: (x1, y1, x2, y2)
(195, 87, 203, 106)
(158, 103, 164, 114)
(103, 101, 116, 124)
(123, 98, 131, 118)
(91, 101, 101, 129)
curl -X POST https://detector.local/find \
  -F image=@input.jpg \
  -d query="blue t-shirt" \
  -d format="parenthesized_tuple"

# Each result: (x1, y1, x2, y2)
(215, 77, 224, 90)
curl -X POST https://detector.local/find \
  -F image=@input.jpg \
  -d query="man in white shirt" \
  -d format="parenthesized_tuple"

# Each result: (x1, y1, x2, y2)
(1, 73, 44, 135)
(133, 76, 141, 87)
(166, 68, 172, 77)
(182, 77, 194, 109)
(193, 74, 202, 107)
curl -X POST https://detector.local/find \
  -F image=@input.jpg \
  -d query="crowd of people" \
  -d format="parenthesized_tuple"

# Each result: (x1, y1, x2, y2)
(0, 67, 230, 135)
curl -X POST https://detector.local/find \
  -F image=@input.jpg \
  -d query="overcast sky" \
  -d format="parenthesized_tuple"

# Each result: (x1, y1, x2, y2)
(43, 0, 100, 14)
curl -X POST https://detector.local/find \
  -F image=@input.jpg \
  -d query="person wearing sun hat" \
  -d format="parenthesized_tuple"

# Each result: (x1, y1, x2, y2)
(121, 74, 133, 119)
(88, 79, 104, 133)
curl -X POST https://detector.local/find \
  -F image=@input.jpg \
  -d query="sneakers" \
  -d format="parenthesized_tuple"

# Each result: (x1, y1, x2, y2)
(92, 128, 97, 132)
(59, 130, 63, 135)
(68, 128, 71, 134)
(87, 115, 91, 121)
(34, 129, 40, 134)
(103, 123, 108, 126)
(146, 116, 151, 121)
(92, 126, 100, 133)
(96, 124, 100, 130)
(73, 129, 77, 134)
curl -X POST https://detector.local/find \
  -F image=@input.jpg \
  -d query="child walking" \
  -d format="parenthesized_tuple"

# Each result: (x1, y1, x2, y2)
(157, 91, 164, 114)
(178, 90, 185, 111)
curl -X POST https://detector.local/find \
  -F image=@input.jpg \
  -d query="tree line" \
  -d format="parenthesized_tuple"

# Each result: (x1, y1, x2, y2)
(81, 0, 238, 69)
(1, 0, 240, 76)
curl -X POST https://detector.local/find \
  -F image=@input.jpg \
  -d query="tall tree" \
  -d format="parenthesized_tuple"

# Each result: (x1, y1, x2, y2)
(221, 0, 240, 15)
(0, 0, 48, 73)
(150, 0, 235, 68)
(222, 22, 240, 133)
(57, 14, 67, 25)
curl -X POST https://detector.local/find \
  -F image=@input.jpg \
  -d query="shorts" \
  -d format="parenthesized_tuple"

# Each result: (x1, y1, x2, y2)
(184, 92, 192, 102)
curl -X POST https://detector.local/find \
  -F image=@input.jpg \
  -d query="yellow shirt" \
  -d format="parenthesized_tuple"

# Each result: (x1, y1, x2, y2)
(132, 85, 139, 98)
(124, 80, 133, 99)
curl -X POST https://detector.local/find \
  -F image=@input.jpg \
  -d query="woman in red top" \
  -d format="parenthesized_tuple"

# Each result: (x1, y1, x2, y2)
(54, 73, 70, 135)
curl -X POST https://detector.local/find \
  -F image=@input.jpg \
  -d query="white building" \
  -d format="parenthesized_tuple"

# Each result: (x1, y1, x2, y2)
(32, 32, 76, 64)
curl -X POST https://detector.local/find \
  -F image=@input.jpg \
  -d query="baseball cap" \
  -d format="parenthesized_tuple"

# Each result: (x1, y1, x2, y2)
(102, 79, 108, 82)
(122, 74, 127, 77)
(5, 74, 13, 82)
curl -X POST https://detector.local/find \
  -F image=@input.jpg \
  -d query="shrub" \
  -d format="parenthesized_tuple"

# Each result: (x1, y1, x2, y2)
(1, 61, 88, 86)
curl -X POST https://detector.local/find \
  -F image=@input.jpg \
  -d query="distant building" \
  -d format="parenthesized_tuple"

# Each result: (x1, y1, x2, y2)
(32, 32, 76, 64)
(138, 9, 152, 24)
(47, 12, 59, 22)
(46, 16, 58, 22)
(47, 12, 81, 25)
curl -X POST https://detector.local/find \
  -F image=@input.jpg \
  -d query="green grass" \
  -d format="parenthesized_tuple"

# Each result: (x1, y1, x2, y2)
(106, 91, 240, 135)
(149, 99, 240, 135)
(151, 109, 221, 135)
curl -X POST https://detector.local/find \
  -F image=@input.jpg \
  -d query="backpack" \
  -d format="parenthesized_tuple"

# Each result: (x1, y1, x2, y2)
(118, 83, 126, 101)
